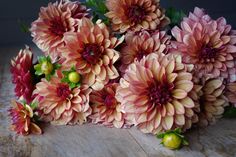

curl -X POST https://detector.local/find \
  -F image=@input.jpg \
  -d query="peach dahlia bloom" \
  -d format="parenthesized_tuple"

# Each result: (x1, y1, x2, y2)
(191, 78, 228, 126)
(116, 53, 196, 134)
(62, 18, 123, 91)
(30, 0, 89, 59)
(120, 29, 171, 72)
(34, 77, 92, 125)
(8, 101, 42, 135)
(171, 7, 236, 80)
(105, 0, 169, 33)
(10, 47, 35, 104)
(89, 83, 127, 128)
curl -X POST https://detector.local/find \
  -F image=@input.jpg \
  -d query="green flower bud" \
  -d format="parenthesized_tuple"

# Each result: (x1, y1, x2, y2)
(68, 71, 80, 84)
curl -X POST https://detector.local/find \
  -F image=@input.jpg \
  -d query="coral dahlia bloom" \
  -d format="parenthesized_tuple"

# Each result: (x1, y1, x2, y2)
(105, 0, 169, 33)
(225, 82, 236, 107)
(8, 101, 42, 135)
(10, 47, 35, 104)
(116, 53, 196, 134)
(120, 29, 171, 72)
(30, 0, 89, 59)
(90, 83, 127, 128)
(171, 7, 236, 80)
(34, 77, 92, 125)
(192, 78, 228, 126)
(62, 18, 122, 90)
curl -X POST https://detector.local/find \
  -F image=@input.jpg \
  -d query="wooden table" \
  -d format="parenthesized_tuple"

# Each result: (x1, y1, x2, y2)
(0, 46, 236, 157)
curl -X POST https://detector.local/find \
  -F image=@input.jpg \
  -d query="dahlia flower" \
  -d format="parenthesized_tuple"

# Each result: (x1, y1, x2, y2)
(225, 82, 236, 107)
(171, 7, 236, 80)
(30, 0, 89, 59)
(8, 101, 42, 135)
(10, 47, 35, 104)
(34, 77, 92, 125)
(120, 29, 171, 72)
(90, 83, 127, 128)
(105, 0, 169, 33)
(62, 18, 122, 91)
(191, 78, 228, 126)
(116, 53, 196, 134)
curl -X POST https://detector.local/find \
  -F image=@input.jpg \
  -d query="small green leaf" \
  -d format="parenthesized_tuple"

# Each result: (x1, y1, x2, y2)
(182, 139, 189, 146)
(54, 63, 62, 70)
(157, 133, 165, 139)
(38, 56, 47, 63)
(223, 106, 236, 118)
(30, 102, 38, 110)
(166, 7, 186, 26)
(45, 75, 51, 81)
(18, 20, 30, 33)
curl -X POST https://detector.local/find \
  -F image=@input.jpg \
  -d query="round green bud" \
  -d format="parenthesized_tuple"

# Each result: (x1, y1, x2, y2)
(162, 133, 182, 149)
(68, 71, 80, 84)
(41, 61, 53, 75)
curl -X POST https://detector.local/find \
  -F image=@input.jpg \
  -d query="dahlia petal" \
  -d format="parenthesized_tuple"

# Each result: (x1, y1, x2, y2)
(30, 123, 42, 135)
(166, 103, 175, 116)
(162, 116, 173, 130)
(175, 114, 185, 126)
(175, 80, 193, 92)
(172, 89, 187, 99)
(173, 100, 185, 114)
(179, 97, 195, 108)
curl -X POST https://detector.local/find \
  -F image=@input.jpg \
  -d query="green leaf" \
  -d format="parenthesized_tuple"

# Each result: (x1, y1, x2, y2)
(45, 75, 51, 81)
(156, 133, 165, 139)
(182, 139, 189, 146)
(223, 106, 236, 118)
(35, 70, 43, 76)
(69, 83, 77, 89)
(34, 64, 41, 71)
(166, 7, 186, 26)
(18, 20, 30, 33)
(30, 102, 38, 110)
(54, 63, 62, 70)
(83, 0, 109, 24)
(38, 56, 47, 63)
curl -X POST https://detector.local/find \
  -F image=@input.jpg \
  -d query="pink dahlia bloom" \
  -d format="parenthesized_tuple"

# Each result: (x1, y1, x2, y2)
(8, 101, 42, 135)
(120, 29, 171, 72)
(61, 18, 123, 91)
(116, 53, 196, 134)
(10, 47, 35, 104)
(90, 83, 127, 128)
(30, 0, 89, 59)
(171, 7, 236, 80)
(105, 0, 169, 33)
(34, 77, 92, 125)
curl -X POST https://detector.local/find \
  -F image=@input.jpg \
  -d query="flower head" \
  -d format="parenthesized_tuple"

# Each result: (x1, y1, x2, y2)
(8, 101, 42, 135)
(171, 7, 236, 80)
(120, 29, 171, 72)
(30, 0, 89, 59)
(190, 78, 228, 126)
(105, 0, 169, 33)
(90, 83, 127, 128)
(61, 18, 123, 90)
(116, 53, 196, 134)
(10, 46, 35, 104)
(34, 76, 92, 125)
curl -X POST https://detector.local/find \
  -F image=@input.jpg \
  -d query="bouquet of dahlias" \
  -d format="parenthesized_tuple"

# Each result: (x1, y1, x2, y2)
(9, 0, 236, 149)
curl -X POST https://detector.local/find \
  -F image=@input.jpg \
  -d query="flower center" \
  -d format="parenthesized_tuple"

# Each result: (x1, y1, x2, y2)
(82, 44, 102, 64)
(127, 5, 146, 24)
(56, 84, 71, 100)
(49, 18, 66, 37)
(103, 94, 116, 108)
(136, 50, 148, 61)
(148, 81, 174, 106)
(199, 45, 223, 62)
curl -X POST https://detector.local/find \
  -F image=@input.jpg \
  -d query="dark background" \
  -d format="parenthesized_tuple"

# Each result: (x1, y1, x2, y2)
(0, 0, 236, 46)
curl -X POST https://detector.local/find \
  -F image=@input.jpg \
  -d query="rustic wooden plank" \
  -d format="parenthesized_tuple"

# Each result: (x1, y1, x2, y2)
(128, 119, 236, 157)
